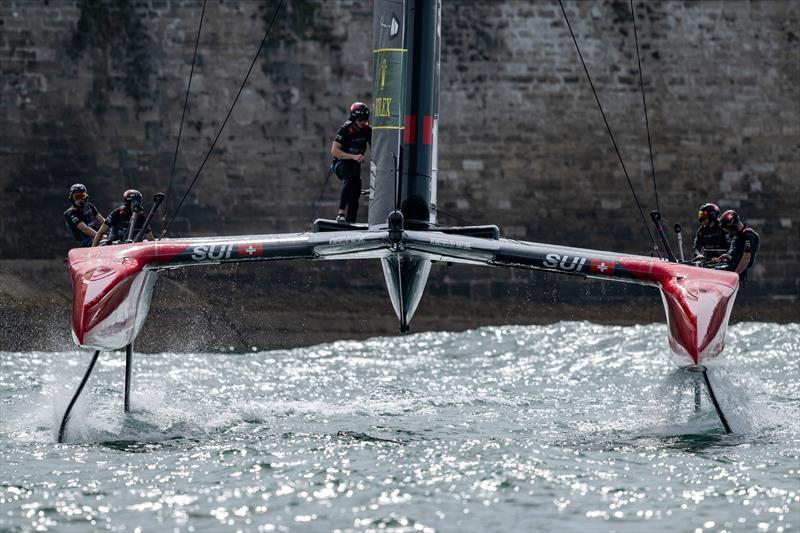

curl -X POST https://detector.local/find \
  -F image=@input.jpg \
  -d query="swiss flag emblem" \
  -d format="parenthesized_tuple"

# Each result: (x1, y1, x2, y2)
(237, 243, 263, 258)
(589, 259, 615, 275)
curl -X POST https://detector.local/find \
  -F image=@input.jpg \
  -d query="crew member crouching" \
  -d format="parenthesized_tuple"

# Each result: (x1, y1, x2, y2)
(92, 189, 154, 247)
(710, 210, 760, 283)
(331, 102, 371, 223)
(692, 202, 729, 264)
(64, 183, 105, 247)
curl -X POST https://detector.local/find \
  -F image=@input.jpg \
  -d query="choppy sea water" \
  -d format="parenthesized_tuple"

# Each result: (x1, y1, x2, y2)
(1, 322, 798, 533)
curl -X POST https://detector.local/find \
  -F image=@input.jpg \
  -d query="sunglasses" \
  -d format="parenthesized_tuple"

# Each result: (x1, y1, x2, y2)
(355, 116, 368, 122)
(71, 192, 88, 201)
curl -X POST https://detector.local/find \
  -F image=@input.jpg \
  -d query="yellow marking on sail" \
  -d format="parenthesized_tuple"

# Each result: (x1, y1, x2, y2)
(373, 48, 407, 53)
(379, 58, 389, 89)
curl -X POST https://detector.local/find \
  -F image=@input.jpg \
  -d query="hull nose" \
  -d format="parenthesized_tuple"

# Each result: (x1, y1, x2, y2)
(381, 253, 432, 332)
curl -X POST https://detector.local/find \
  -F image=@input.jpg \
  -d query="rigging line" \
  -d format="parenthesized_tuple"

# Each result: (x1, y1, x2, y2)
(557, 0, 659, 255)
(630, 0, 660, 215)
(160, 0, 207, 239)
(432, 206, 473, 226)
(393, 151, 399, 213)
(309, 165, 333, 225)
(164, 0, 284, 234)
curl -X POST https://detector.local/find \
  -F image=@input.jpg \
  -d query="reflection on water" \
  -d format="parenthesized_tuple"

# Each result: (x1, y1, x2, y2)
(1, 322, 798, 532)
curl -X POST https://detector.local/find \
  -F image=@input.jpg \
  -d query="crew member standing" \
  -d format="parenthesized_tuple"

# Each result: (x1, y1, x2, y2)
(92, 189, 154, 246)
(330, 102, 371, 223)
(64, 183, 105, 247)
(711, 210, 760, 283)
(692, 203, 729, 264)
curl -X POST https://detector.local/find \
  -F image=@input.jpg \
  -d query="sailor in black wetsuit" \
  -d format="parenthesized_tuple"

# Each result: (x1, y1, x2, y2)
(692, 203, 730, 264)
(64, 183, 105, 247)
(710, 210, 760, 283)
(92, 189, 155, 247)
(330, 102, 371, 223)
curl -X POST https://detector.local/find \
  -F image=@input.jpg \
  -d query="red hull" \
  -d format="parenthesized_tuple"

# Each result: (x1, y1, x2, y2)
(67, 233, 739, 365)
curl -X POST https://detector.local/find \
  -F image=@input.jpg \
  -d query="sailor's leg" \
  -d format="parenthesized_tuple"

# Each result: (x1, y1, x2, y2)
(58, 350, 101, 443)
(346, 177, 362, 222)
(124, 343, 133, 413)
(335, 161, 349, 216)
(702, 369, 732, 433)
(338, 179, 349, 212)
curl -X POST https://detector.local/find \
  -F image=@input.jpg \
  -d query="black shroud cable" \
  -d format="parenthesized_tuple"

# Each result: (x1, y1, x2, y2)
(558, 0, 659, 255)
(164, 0, 284, 234)
(161, 0, 207, 239)
(630, 0, 661, 215)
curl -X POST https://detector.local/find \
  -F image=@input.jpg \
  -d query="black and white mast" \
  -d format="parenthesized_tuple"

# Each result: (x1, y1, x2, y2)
(369, 0, 440, 229)
(369, 0, 442, 331)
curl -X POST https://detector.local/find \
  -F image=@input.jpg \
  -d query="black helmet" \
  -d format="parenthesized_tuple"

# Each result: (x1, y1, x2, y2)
(123, 189, 143, 206)
(697, 202, 720, 223)
(719, 210, 740, 232)
(68, 183, 88, 201)
(349, 102, 369, 121)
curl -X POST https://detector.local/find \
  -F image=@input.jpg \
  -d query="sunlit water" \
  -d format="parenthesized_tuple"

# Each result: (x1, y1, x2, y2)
(1, 322, 798, 532)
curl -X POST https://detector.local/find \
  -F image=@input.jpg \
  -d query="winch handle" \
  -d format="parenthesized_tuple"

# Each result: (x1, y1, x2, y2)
(674, 223, 685, 262)
(134, 193, 166, 242)
(650, 211, 678, 263)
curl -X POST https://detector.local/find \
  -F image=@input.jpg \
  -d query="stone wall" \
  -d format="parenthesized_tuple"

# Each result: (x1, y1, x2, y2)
(1, 0, 798, 304)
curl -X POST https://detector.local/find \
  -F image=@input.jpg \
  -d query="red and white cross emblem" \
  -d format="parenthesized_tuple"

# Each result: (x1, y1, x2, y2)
(589, 259, 615, 275)
(237, 243, 263, 258)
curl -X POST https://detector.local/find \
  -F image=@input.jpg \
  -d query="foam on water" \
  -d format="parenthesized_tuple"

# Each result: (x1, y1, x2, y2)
(1, 322, 798, 532)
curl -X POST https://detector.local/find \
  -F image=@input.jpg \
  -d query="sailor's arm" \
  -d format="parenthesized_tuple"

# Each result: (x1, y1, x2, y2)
(75, 221, 98, 238)
(331, 141, 363, 163)
(710, 234, 736, 264)
(733, 252, 751, 274)
(692, 230, 703, 260)
(709, 251, 730, 264)
(94, 213, 105, 225)
(91, 223, 109, 247)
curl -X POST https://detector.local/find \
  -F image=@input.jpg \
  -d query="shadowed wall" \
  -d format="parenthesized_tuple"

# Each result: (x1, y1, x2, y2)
(1, 0, 798, 305)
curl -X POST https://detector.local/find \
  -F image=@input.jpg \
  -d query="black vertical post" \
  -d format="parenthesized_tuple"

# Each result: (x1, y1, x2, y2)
(399, 0, 437, 227)
(124, 343, 133, 413)
(125, 212, 140, 243)
(650, 211, 677, 262)
(134, 193, 165, 242)
(674, 224, 685, 262)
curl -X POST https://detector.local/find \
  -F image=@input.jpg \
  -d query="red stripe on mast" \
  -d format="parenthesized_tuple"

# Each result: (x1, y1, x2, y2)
(423, 115, 433, 144)
(404, 115, 416, 144)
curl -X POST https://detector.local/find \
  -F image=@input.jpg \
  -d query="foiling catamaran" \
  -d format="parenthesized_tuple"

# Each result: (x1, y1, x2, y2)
(58, 0, 740, 442)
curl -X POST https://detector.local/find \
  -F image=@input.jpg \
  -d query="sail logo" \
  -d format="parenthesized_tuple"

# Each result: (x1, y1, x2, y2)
(543, 253, 587, 272)
(379, 58, 389, 90)
(190, 244, 234, 261)
(376, 96, 392, 117)
(430, 238, 471, 250)
(330, 235, 366, 245)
